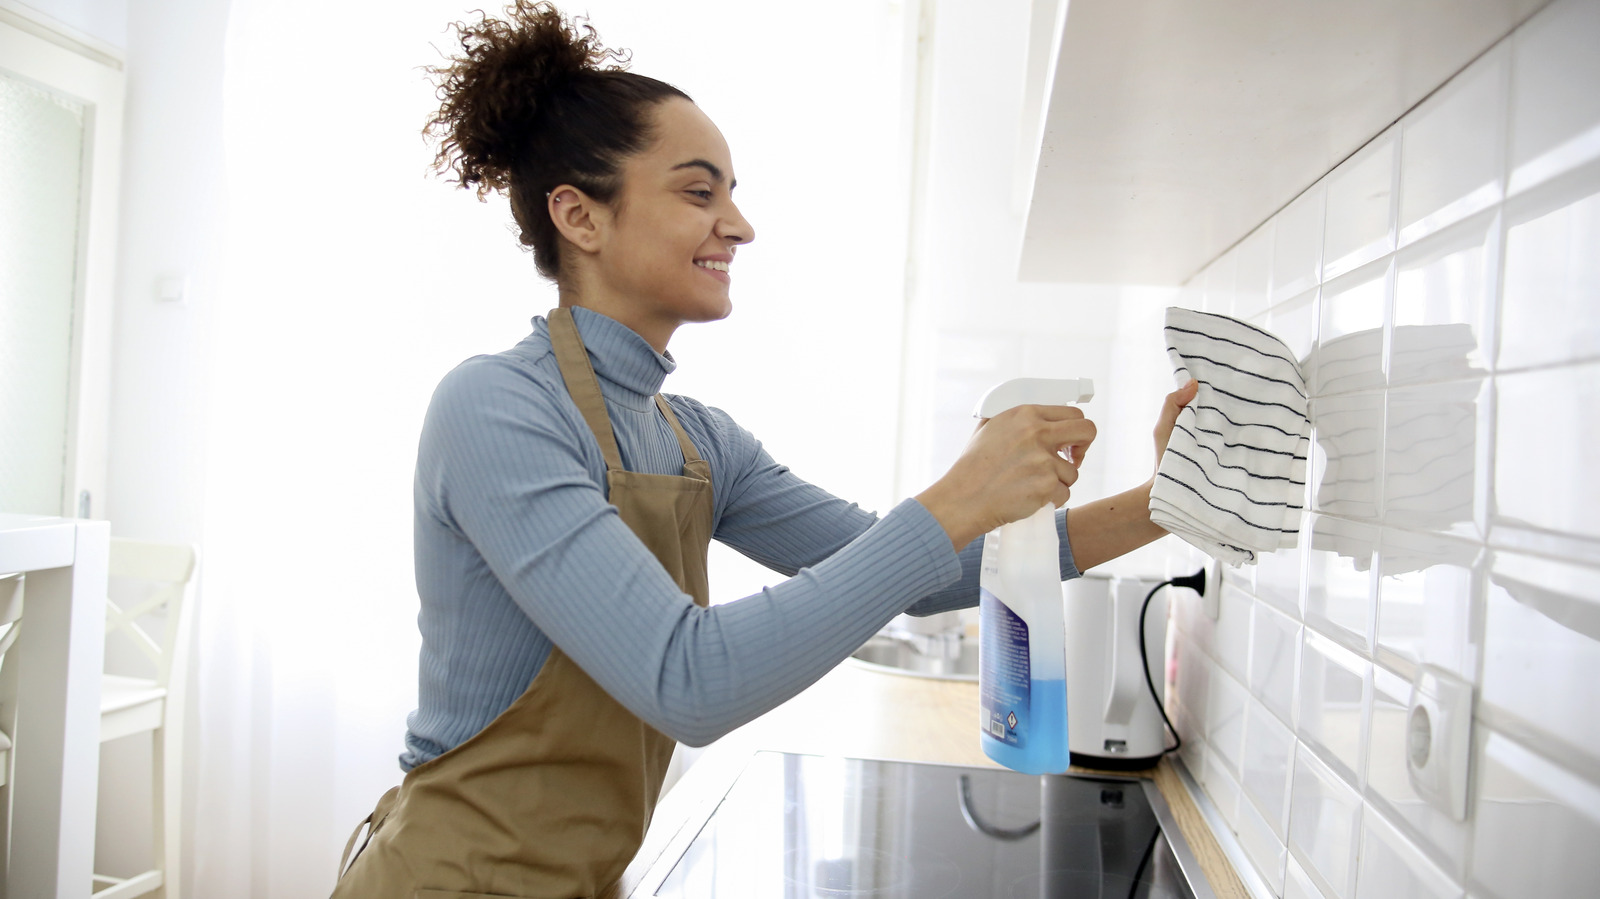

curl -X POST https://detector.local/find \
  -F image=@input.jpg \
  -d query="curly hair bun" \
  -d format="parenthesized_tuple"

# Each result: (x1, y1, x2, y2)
(427, 1, 630, 196)
(424, 1, 689, 279)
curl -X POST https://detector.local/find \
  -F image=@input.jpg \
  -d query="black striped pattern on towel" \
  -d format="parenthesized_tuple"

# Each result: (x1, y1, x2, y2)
(1150, 307, 1311, 566)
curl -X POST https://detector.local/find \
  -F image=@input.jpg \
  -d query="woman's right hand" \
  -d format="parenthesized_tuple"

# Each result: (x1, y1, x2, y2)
(915, 404, 1097, 551)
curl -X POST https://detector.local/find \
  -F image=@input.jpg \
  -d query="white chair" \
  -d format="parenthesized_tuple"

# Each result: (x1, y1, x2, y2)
(93, 538, 198, 899)
(0, 570, 22, 884)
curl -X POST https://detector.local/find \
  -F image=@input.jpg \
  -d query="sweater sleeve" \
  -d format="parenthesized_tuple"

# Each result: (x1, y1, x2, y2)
(422, 359, 963, 746)
(901, 508, 1083, 616)
(703, 408, 1083, 617)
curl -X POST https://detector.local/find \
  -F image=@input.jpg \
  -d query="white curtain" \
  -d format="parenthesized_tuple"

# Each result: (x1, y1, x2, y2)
(186, 2, 912, 895)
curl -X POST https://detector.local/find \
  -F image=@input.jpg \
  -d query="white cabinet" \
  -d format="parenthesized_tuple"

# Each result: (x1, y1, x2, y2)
(1017, 0, 1545, 284)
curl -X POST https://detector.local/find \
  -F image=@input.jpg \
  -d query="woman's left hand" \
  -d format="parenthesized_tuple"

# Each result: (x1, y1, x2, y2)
(1151, 379, 1199, 477)
(1063, 378, 1199, 571)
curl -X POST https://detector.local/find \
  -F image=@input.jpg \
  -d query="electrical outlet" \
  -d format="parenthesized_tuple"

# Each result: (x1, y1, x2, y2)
(1406, 665, 1473, 821)
(157, 275, 187, 304)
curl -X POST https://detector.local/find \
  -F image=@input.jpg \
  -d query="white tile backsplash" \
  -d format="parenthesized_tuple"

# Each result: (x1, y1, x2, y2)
(1297, 630, 1371, 785)
(1382, 378, 1487, 539)
(1289, 743, 1363, 899)
(1507, 0, 1600, 194)
(1151, 4, 1599, 895)
(1285, 855, 1327, 899)
(1235, 224, 1274, 322)
(1304, 515, 1379, 649)
(1203, 245, 1239, 317)
(1242, 694, 1296, 839)
(1374, 530, 1482, 682)
(1398, 45, 1509, 246)
(1268, 288, 1319, 374)
(1238, 782, 1289, 896)
(1497, 178, 1600, 371)
(1366, 665, 1473, 878)
(1391, 212, 1495, 385)
(1214, 581, 1254, 683)
(1253, 513, 1308, 617)
(1250, 598, 1301, 725)
(1469, 729, 1600, 899)
(1274, 185, 1327, 304)
(1324, 129, 1399, 282)
(1313, 265, 1388, 395)
(1354, 802, 1463, 899)
(1481, 550, 1600, 774)
(1207, 663, 1250, 777)
(1493, 363, 1600, 554)
(1310, 395, 1385, 520)
(1203, 737, 1244, 830)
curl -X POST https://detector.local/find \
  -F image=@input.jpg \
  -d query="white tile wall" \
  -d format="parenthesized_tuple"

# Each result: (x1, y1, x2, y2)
(1323, 130, 1398, 282)
(1397, 46, 1509, 247)
(1497, 176, 1600, 370)
(1242, 695, 1296, 838)
(1354, 804, 1462, 899)
(1249, 600, 1300, 725)
(1289, 743, 1363, 899)
(1156, 2, 1600, 895)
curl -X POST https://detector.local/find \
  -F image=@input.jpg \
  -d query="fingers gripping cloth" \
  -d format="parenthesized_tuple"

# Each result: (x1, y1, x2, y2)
(1150, 308, 1311, 566)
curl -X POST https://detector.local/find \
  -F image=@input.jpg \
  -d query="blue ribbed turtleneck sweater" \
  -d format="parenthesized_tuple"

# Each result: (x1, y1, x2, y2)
(402, 307, 1080, 769)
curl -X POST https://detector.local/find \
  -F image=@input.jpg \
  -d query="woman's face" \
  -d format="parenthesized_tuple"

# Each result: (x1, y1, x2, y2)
(586, 98, 755, 346)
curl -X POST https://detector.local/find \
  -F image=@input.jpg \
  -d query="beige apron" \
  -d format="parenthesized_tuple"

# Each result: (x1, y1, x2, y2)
(333, 307, 713, 898)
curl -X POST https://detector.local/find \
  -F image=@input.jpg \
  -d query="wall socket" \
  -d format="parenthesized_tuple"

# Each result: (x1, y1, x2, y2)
(1406, 665, 1473, 822)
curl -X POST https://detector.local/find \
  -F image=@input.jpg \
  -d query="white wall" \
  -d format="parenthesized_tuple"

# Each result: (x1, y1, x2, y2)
(1142, 1, 1600, 895)
(11, 0, 125, 48)
(67, 0, 225, 886)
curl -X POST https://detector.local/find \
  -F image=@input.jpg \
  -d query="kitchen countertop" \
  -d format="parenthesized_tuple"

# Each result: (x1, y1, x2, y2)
(611, 660, 1249, 898)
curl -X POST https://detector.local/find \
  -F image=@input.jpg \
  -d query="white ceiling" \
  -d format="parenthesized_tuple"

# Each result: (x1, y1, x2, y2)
(1017, 0, 1548, 285)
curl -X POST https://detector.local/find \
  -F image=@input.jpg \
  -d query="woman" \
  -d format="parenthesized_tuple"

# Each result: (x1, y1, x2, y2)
(333, 3, 1196, 896)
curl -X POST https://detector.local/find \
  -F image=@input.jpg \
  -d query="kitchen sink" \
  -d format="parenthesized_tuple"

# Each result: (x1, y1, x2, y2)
(848, 634, 979, 681)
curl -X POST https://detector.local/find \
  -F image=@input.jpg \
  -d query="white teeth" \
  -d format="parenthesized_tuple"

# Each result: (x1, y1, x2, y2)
(696, 260, 729, 272)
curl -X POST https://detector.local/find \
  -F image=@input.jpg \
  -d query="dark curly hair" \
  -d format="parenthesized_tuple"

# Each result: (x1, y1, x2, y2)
(424, 1, 691, 280)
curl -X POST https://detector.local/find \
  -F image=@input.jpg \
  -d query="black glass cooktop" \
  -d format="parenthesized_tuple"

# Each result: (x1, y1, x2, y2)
(651, 752, 1204, 898)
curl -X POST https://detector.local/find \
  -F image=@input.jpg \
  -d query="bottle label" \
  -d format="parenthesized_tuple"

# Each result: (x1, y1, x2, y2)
(979, 587, 1030, 748)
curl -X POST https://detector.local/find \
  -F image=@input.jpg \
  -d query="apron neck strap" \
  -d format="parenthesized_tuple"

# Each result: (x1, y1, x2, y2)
(653, 394, 706, 467)
(549, 307, 625, 472)
(548, 307, 706, 473)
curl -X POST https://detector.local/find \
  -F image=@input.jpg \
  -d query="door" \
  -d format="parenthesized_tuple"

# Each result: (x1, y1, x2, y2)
(0, 11, 123, 518)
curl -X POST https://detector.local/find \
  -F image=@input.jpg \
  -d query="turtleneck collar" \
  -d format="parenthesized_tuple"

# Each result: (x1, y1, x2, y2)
(535, 307, 676, 411)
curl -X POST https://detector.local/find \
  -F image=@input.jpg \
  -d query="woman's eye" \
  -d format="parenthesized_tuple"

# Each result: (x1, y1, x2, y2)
(687, 189, 713, 201)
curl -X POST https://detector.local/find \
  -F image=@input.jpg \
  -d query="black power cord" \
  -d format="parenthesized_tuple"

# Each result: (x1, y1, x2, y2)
(1137, 569, 1207, 755)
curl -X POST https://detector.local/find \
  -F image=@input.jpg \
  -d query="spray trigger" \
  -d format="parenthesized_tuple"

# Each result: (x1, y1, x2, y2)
(973, 378, 1095, 419)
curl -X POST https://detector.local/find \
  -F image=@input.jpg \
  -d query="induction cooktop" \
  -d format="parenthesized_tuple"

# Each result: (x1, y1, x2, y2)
(647, 751, 1212, 898)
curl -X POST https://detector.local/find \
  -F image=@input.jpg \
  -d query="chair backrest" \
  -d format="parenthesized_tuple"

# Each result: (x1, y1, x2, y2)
(106, 538, 198, 689)
(0, 571, 19, 660)
(1, 571, 22, 751)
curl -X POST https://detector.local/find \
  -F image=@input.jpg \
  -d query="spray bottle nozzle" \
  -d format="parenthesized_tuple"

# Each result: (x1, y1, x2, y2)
(973, 378, 1095, 419)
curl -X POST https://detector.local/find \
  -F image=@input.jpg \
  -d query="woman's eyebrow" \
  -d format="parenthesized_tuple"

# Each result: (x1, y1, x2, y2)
(672, 159, 733, 188)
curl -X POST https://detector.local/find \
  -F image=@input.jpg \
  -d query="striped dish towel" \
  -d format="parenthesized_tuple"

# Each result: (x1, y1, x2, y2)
(1150, 307, 1311, 565)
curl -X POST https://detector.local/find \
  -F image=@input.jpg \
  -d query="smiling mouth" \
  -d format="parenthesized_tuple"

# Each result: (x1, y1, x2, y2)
(695, 260, 730, 272)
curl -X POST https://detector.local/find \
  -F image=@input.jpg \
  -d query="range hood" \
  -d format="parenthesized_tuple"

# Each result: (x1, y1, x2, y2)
(1017, 0, 1547, 285)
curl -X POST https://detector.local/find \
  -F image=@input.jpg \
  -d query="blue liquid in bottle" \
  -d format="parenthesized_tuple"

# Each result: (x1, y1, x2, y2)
(977, 507, 1071, 776)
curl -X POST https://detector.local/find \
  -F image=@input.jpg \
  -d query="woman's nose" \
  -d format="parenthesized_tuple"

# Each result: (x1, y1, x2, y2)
(719, 201, 755, 246)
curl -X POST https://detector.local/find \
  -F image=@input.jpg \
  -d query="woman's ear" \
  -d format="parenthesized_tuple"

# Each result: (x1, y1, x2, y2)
(548, 186, 606, 255)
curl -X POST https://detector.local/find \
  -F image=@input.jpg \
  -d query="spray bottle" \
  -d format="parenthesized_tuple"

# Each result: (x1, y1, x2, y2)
(975, 377, 1095, 775)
